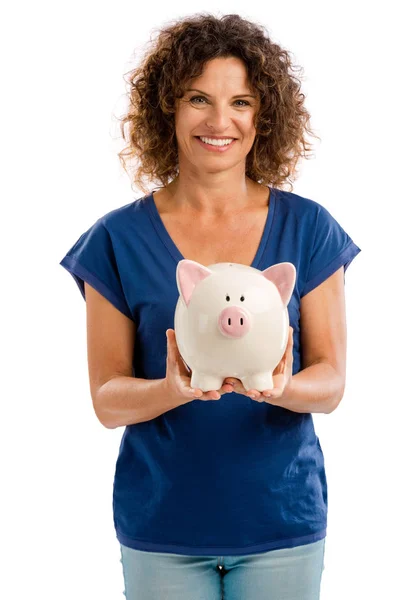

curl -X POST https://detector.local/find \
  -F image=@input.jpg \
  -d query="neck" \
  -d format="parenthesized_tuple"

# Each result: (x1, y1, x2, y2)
(163, 174, 267, 218)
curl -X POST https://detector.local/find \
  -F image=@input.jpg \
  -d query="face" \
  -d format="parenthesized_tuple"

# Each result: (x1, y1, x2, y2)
(174, 56, 259, 173)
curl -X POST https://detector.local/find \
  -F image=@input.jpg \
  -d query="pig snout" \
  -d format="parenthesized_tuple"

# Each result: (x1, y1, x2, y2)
(217, 306, 251, 338)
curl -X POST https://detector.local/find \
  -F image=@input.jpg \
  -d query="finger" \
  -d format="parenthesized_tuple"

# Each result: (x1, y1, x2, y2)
(168, 329, 185, 363)
(285, 329, 293, 349)
(224, 377, 247, 394)
(166, 330, 178, 365)
(165, 330, 174, 359)
(220, 383, 234, 393)
(189, 382, 221, 401)
(166, 328, 175, 347)
(166, 329, 173, 348)
(166, 332, 217, 400)
(221, 381, 236, 390)
(247, 389, 262, 400)
(196, 390, 221, 401)
(167, 330, 189, 375)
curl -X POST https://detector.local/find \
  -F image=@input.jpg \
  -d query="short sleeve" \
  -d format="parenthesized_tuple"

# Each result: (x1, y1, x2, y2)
(301, 204, 361, 297)
(59, 218, 133, 320)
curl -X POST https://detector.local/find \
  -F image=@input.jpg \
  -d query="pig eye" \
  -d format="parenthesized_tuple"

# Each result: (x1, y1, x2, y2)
(226, 295, 230, 301)
(240, 296, 245, 302)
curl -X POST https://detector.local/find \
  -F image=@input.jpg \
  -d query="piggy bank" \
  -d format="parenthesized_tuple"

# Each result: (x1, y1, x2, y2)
(174, 260, 296, 392)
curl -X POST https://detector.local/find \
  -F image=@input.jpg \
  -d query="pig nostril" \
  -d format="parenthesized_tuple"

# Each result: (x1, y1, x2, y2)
(219, 307, 250, 338)
(227, 317, 244, 326)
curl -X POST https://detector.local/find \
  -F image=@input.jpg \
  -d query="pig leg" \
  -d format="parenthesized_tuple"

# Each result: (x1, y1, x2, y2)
(241, 371, 274, 392)
(190, 371, 225, 393)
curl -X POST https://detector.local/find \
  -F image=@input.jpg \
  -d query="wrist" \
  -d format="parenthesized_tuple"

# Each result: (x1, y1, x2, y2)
(160, 377, 186, 409)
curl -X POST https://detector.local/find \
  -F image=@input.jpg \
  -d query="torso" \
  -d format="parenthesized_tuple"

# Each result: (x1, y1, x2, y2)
(152, 185, 271, 267)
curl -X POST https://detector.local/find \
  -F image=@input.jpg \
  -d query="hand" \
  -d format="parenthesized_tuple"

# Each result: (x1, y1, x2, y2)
(224, 326, 294, 403)
(165, 329, 235, 402)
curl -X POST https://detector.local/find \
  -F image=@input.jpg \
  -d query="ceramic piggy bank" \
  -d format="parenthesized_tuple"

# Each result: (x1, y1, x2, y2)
(174, 260, 296, 393)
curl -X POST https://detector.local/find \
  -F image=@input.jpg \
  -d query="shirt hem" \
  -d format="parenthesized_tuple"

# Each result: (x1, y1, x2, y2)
(116, 528, 327, 556)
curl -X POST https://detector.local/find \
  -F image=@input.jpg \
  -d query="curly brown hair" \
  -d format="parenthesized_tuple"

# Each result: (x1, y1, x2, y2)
(116, 12, 320, 194)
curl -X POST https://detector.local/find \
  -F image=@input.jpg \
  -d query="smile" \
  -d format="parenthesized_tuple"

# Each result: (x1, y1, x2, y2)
(195, 137, 237, 152)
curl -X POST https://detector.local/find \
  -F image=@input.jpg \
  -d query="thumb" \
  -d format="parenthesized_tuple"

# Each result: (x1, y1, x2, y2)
(166, 329, 177, 359)
(165, 330, 177, 369)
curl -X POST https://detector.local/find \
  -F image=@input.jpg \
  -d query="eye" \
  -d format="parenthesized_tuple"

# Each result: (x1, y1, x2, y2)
(240, 296, 245, 302)
(190, 96, 205, 104)
(190, 96, 207, 104)
(189, 96, 250, 107)
(226, 295, 230, 302)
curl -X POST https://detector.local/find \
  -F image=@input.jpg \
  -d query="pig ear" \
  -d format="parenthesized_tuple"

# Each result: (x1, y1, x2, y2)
(176, 259, 213, 306)
(261, 262, 297, 306)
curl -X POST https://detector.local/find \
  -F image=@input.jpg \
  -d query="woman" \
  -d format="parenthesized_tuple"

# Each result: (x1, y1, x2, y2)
(59, 13, 361, 600)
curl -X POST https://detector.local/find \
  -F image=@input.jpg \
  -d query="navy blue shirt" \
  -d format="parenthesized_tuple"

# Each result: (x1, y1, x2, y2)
(59, 186, 361, 556)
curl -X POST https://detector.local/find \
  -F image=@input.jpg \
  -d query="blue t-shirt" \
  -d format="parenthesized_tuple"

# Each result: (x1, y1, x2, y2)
(59, 186, 361, 556)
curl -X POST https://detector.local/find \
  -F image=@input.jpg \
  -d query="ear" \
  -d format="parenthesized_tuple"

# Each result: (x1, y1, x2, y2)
(176, 259, 213, 306)
(261, 262, 296, 306)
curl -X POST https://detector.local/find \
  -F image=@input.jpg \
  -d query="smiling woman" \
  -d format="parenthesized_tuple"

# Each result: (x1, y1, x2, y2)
(59, 11, 361, 600)
(169, 55, 264, 181)
(116, 13, 320, 195)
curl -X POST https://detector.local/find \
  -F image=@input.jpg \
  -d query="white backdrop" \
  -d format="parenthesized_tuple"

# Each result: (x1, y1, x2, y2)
(2, 1, 398, 598)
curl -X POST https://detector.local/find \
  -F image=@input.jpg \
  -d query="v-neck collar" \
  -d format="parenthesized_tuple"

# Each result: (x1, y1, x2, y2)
(144, 186, 276, 269)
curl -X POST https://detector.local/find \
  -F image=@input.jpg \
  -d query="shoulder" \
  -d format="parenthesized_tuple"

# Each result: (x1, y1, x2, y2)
(275, 188, 323, 220)
(98, 195, 150, 233)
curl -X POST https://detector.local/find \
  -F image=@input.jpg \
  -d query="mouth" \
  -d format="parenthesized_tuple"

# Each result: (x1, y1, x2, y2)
(194, 136, 237, 152)
(194, 136, 238, 141)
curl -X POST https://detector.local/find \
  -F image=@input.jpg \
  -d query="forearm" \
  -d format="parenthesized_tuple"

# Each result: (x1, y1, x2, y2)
(95, 376, 180, 429)
(272, 361, 344, 414)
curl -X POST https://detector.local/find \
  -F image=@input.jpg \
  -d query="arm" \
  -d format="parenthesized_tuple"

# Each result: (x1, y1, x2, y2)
(271, 267, 347, 415)
(85, 282, 180, 429)
(96, 376, 180, 429)
(272, 362, 344, 414)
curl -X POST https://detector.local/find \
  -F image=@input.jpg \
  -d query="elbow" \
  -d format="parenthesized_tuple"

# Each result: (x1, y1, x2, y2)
(95, 410, 118, 430)
(92, 390, 117, 430)
(325, 399, 340, 414)
(324, 370, 346, 414)
(325, 385, 345, 414)
(99, 416, 117, 429)
(94, 404, 119, 429)
(93, 405, 113, 429)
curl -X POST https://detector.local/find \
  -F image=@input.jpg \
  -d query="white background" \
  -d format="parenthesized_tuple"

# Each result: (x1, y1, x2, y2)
(2, 1, 398, 598)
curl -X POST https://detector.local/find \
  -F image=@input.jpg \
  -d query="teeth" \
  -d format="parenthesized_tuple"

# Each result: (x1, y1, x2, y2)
(199, 137, 234, 146)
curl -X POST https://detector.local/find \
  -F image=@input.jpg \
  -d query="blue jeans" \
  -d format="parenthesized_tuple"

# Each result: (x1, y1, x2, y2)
(119, 537, 326, 599)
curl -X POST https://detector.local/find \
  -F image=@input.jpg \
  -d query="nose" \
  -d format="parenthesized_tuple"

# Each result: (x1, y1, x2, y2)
(205, 103, 233, 130)
(218, 306, 251, 338)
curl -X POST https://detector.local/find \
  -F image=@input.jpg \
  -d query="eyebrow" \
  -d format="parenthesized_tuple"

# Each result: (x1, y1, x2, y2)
(186, 88, 256, 99)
